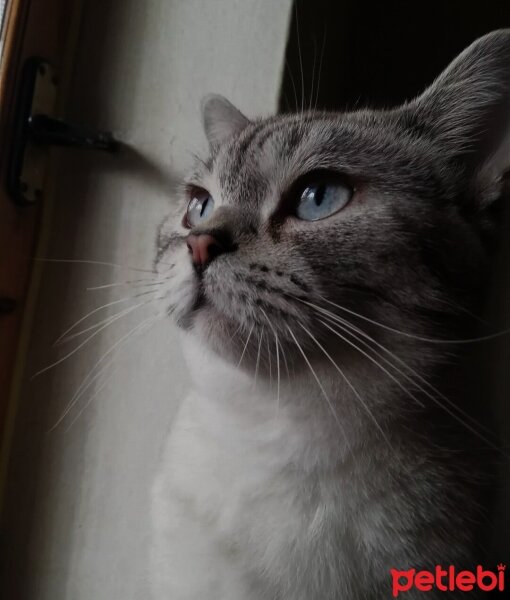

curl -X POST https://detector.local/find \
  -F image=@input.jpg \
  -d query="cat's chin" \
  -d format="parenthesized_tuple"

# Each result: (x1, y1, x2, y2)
(176, 302, 254, 366)
(173, 289, 205, 329)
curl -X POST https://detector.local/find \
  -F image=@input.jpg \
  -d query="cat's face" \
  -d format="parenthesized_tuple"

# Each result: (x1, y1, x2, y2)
(156, 31, 510, 372)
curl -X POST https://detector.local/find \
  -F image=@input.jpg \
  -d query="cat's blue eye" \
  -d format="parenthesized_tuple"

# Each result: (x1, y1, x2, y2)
(185, 189, 215, 228)
(296, 181, 352, 221)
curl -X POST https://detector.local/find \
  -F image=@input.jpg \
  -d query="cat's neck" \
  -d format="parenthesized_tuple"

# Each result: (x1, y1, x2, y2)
(180, 331, 421, 467)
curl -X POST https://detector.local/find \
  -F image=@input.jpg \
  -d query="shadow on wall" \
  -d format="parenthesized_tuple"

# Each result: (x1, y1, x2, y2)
(0, 1, 181, 597)
(281, 0, 510, 559)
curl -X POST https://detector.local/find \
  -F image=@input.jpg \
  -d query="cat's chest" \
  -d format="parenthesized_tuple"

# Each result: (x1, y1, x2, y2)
(159, 389, 362, 557)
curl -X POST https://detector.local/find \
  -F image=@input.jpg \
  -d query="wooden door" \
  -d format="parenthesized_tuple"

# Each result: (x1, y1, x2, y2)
(0, 0, 83, 508)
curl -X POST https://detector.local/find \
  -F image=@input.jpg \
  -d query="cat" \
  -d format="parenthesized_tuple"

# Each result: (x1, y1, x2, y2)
(150, 30, 510, 599)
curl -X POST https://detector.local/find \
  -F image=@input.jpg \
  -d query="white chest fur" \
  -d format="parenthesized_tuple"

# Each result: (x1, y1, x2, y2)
(151, 335, 415, 600)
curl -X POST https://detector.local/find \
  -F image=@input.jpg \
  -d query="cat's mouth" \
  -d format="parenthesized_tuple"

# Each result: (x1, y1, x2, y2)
(180, 262, 308, 338)
(166, 258, 402, 374)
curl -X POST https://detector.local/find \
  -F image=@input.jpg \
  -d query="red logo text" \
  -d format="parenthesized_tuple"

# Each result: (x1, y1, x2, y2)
(390, 564, 506, 597)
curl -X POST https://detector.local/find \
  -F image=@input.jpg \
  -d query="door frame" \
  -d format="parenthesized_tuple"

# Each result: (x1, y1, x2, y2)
(0, 0, 84, 513)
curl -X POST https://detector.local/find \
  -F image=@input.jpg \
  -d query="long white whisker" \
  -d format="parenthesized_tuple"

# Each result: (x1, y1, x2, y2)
(309, 35, 317, 111)
(32, 301, 151, 379)
(285, 59, 300, 113)
(286, 325, 351, 453)
(266, 332, 273, 386)
(319, 316, 503, 453)
(324, 311, 500, 440)
(62, 366, 116, 433)
(237, 323, 254, 367)
(51, 354, 118, 431)
(297, 295, 499, 439)
(277, 335, 291, 380)
(312, 300, 498, 438)
(254, 328, 264, 385)
(32, 257, 154, 273)
(275, 331, 280, 412)
(56, 301, 157, 345)
(259, 307, 280, 391)
(228, 322, 243, 344)
(260, 307, 281, 410)
(86, 278, 157, 291)
(319, 295, 510, 345)
(294, 1, 305, 116)
(48, 314, 158, 432)
(314, 27, 327, 111)
(133, 289, 162, 299)
(298, 321, 398, 459)
(88, 282, 127, 291)
(317, 317, 424, 408)
(54, 297, 131, 345)
(62, 317, 159, 433)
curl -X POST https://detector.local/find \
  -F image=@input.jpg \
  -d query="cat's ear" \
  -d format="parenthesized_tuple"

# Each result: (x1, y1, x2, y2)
(201, 94, 250, 148)
(404, 30, 510, 180)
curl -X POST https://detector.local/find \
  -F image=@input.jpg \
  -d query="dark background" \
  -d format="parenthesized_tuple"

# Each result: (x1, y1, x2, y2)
(281, 0, 510, 111)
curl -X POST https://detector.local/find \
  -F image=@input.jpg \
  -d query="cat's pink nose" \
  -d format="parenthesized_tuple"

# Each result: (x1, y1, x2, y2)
(186, 233, 224, 270)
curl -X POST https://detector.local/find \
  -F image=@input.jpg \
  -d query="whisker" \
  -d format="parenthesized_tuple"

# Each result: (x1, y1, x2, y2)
(32, 300, 154, 379)
(87, 282, 128, 291)
(294, 0, 305, 116)
(48, 313, 159, 432)
(259, 307, 279, 389)
(309, 35, 317, 111)
(155, 260, 175, 269)
(259, 307, 280, 409)
(318, 314, 503, 452)
(62, 317, 159, 432)
(285, 58, 300, 113)
(318, 308, 499, 441)
(51, 354, 118, 431)
(275, 330, 281, 412)
(295, 299, 428, 411)
(298, 295, 506, 442)
(54, 297, 132, 345)
(317, 317, 424, 409)
(227, 322, 243, 344)
(56, 301, 156, 345)
(32, 257, 154, 273)
(227, 325, 241, 343)
(266, 332, 273, 386)
(276, 333, 291, 380)
(133, 289, 162, 299)
(87, 279, 167, 292)
(86, 277, 157, 291)
(298, 321, 399, 460)
(286, 325, 351, 453)
(319, 295, 510, 345)
(254, 328, 264, 385)
(237, 323, 254, 367)
(259, 306, 279, 384)
(62, 364, 117, 433)
(314, 26, 327, 111)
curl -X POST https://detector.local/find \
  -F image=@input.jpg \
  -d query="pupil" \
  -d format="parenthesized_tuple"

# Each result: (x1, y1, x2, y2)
(313, 185, 325, 206)
(199, 197, 208, 217)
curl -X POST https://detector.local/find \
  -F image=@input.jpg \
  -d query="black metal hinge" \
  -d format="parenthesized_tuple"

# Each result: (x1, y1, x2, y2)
(7, 57, 118, 206)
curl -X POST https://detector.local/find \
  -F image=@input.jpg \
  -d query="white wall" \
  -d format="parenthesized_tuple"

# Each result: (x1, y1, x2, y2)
(2, 1, 293, 598)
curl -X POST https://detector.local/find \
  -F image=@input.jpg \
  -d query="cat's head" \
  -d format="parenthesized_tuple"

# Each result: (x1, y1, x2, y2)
(156, 30, 510, 372)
